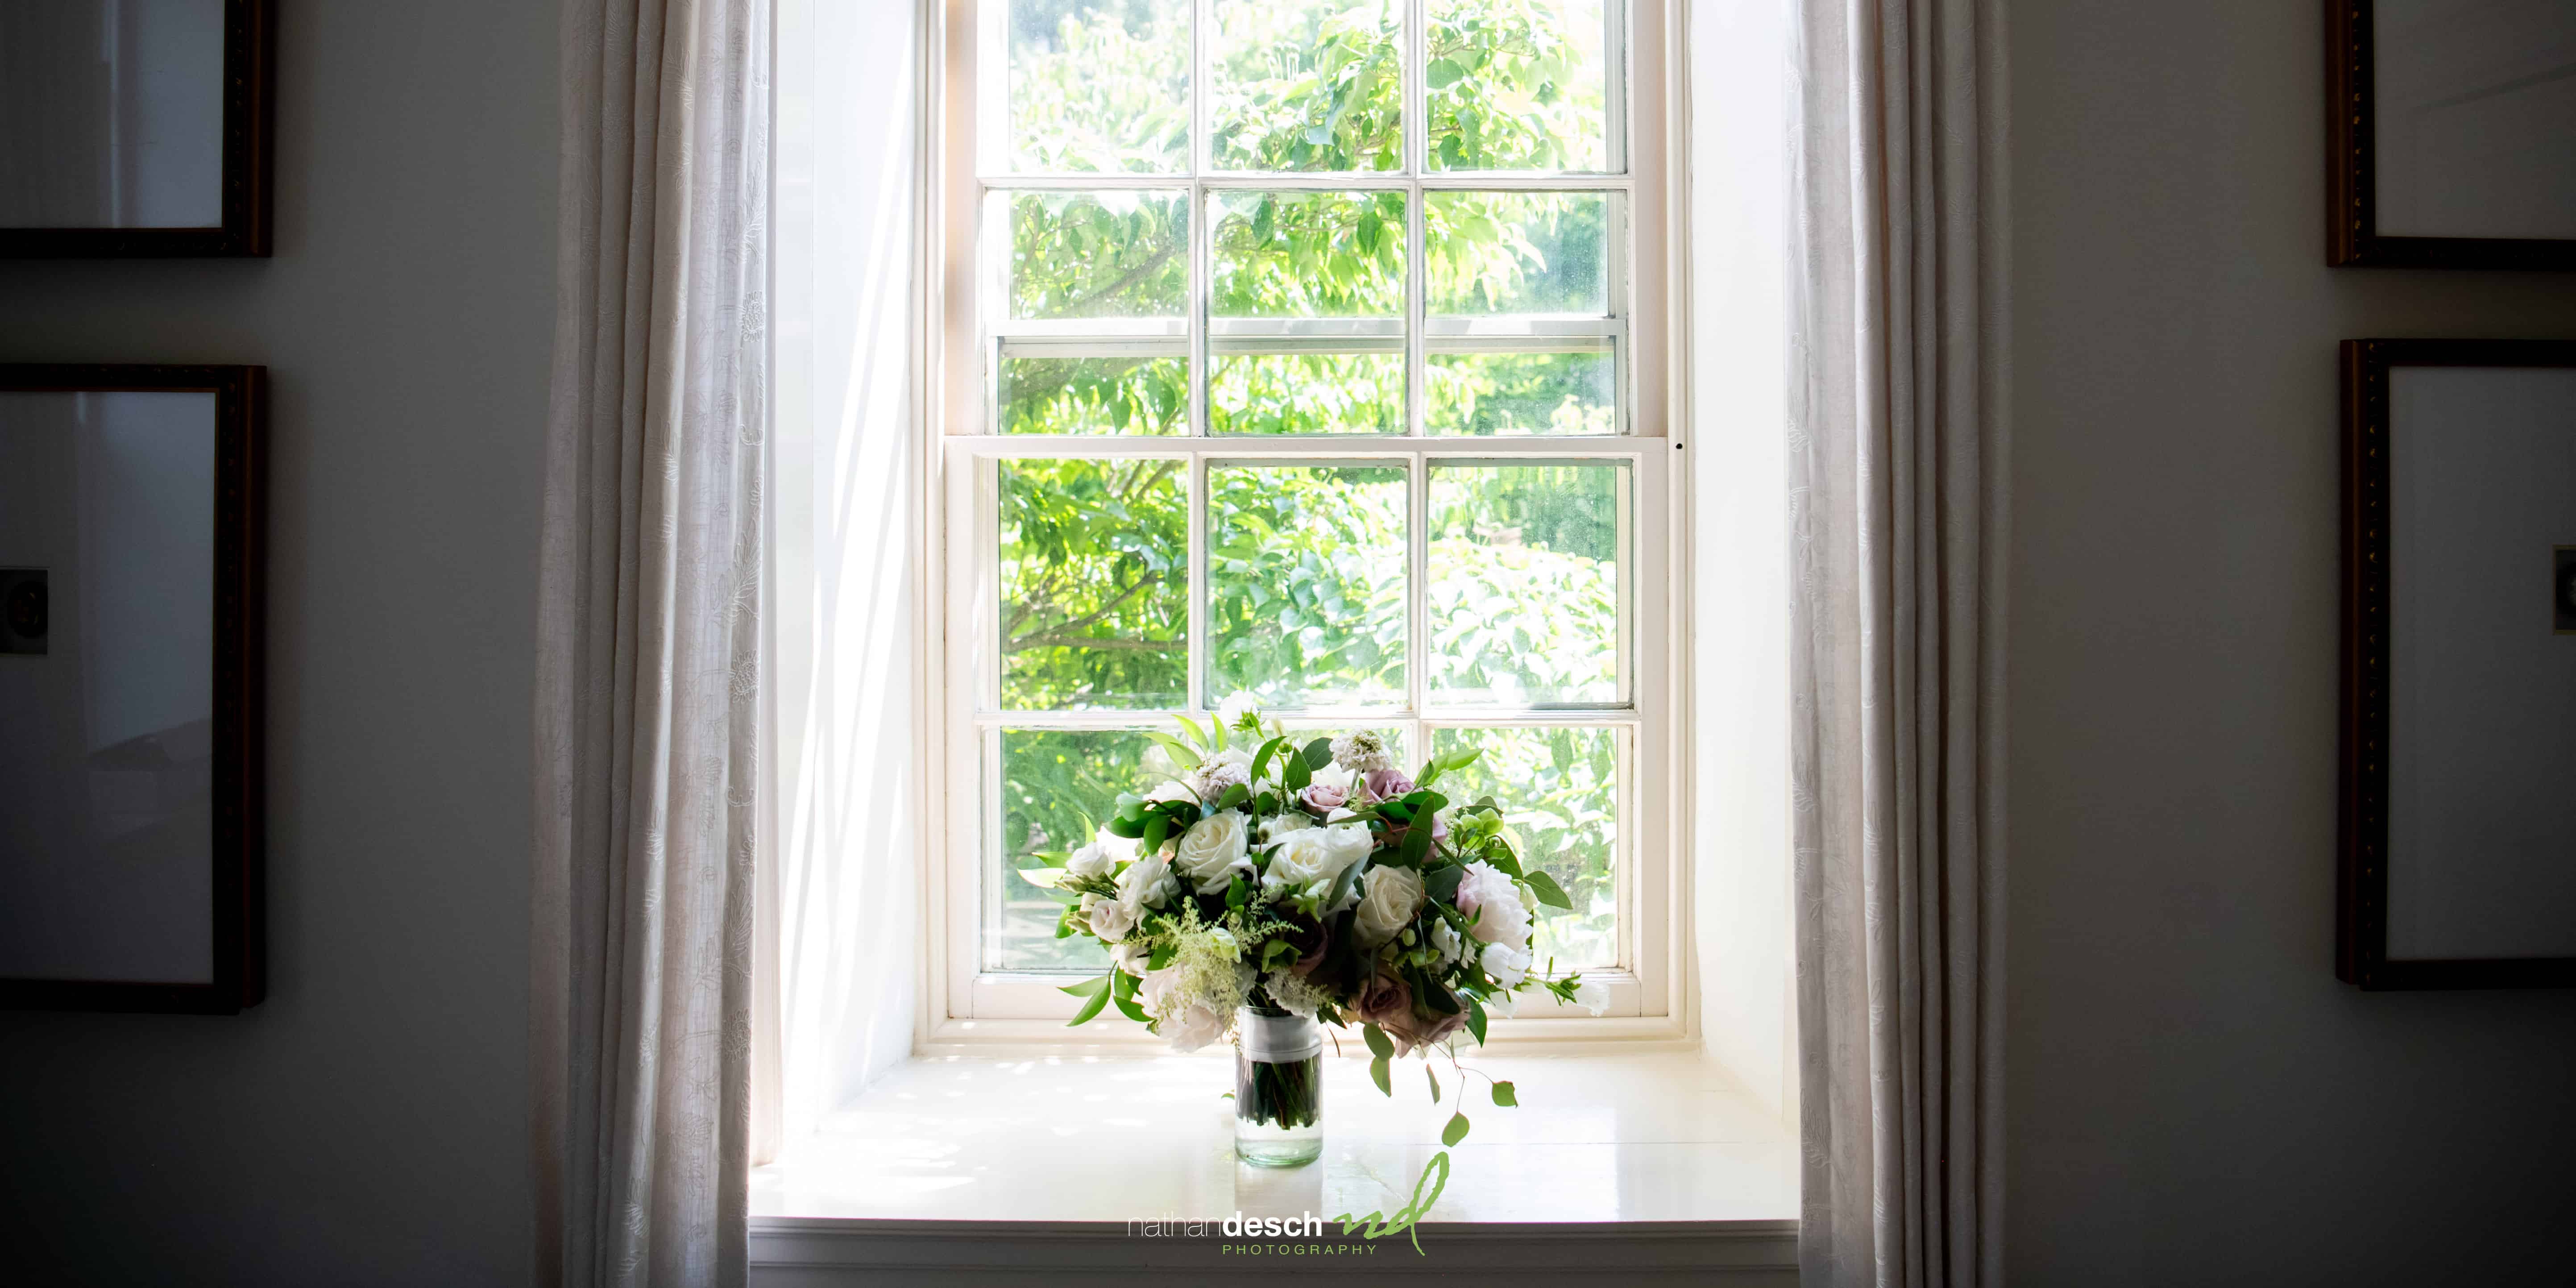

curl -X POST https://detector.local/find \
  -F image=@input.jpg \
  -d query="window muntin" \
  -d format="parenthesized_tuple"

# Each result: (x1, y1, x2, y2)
(956, 0, 1655, 1006)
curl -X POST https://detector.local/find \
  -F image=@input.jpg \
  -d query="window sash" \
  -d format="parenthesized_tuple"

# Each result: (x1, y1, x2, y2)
(932, 0, 1680, 1030)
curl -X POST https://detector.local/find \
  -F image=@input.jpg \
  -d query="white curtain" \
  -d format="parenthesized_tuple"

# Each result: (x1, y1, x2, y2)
(532, 0, 769, 1283)
(1789, 0, 2010, 1284)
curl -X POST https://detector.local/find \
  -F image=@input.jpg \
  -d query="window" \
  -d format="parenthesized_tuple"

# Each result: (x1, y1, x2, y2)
(934, 0, 1676, 1029)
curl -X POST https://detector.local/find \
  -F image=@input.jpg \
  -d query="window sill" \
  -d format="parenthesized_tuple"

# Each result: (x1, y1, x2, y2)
(750, 1050, 1796, 1226)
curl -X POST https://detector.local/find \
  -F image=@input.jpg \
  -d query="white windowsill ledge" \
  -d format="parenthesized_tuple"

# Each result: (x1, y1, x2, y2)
(751, 1050, 1796, 1226)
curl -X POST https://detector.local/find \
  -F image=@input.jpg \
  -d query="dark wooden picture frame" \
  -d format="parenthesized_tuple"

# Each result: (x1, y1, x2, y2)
(2340, 339, 2576, 990)
(0, 365, 265, 1013)
(2327, 0, 2576, 270)
(0, 0, 275, 258)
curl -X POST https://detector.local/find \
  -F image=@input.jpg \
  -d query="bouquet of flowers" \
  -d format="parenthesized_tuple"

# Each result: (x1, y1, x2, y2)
(1022, 695, 1607, 1143)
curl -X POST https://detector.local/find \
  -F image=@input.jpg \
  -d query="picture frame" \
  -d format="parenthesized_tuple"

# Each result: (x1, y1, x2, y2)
(0, 0, 275, 258)
(2339, 339, 2576, 990)
(2326, 0, 2576, 270)
(0, 364, 265, 1013)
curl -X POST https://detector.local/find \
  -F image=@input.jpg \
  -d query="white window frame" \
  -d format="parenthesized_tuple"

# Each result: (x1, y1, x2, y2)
(919, 0, 1691, 1048)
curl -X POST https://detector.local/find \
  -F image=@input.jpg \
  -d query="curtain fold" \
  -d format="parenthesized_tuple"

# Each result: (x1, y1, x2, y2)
(1789, 0, 2009, 1285)
(533, 0, 769, 1284)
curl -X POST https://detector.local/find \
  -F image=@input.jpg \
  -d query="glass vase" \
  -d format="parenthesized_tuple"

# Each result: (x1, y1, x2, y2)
(1233, 1005, 1324, 1168)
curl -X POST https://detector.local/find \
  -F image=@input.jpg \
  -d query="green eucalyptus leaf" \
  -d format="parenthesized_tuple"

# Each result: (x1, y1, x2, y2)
(1490, 1080, 1517, 1108)
(1370, 1054, 1392, 1097)
(1361, 1022, 1394, 1061)
(1302, 737, 1334, 770)
(1442, 1112, 1471, 1146)
(1427, 1066, 1441, 1102)
(1464, 996, 1488, 1044)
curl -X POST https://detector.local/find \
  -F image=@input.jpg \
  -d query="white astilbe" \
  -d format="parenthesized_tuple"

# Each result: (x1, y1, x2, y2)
(1261, 969, 1331, 1019)
(1139, 911, 1254, 1052)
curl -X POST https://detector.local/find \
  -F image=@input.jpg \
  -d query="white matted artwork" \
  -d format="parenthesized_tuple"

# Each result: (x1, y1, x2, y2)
(2329, 0, 2576, 268)
(0, 367, 263, 1013)
(2340, 340, 2576, 990)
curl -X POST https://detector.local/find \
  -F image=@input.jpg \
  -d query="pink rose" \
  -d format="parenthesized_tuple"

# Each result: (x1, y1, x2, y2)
(1301, 782, 1348, 811)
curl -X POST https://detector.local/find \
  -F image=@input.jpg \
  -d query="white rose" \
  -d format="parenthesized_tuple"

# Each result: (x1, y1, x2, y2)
(1352, 865, 1426, 948)
(1116, 849, 1179, 912)
(1259, 823, 1373, 902)
(1454, 860, 1532, 946)
(1172, 810, 1252, 895)
(1573, 978, 1610, 1016)
(1429, 918, 1464, 968)
(1481, 940, 1531, 990)
(1087, 893, 1138, 941)
(1260, 811, 1315, 842)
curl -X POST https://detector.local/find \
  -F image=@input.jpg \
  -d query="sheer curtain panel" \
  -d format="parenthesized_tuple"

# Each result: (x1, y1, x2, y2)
(531, 0, 770, 1284)
(1790, 0, 2010, 1284)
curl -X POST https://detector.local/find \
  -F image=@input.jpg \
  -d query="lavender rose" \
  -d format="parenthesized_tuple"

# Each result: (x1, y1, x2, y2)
(1300, 781, 1348, 811)
(1361, 769, 1417, 801)
(1352, 968, 1467, 1055)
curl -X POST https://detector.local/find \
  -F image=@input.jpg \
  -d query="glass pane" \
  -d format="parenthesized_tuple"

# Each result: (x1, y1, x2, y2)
(1427, 461, 1623, 704)
(999, 353, 1188, 435)
(1425, 191, 1609, 316)
(1006, 0, 1191, 173)
(1209, 0, 1403, 172)
(1001, 190, 1189, 320)
(1211, 190, 1407, 318)
(1209, 352, 1404, 435)
(1423, 0, 1611, 172)
(1207, 464, 1407, 706)
(1427, 348, 1615, 436)
(999, 458, 1189, 708)
(989, 728, 1165, 972)
(1431, 725, 1619, 969)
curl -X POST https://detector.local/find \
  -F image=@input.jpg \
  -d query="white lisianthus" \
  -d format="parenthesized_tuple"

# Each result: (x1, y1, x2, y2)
(1259, 811, 1315, 842)
(1573, 978, 1611, 1016)
(1158, 998, 1229, 1052)
(1110, 941, 1149, 977)
(1066, 838, 1117, 881)
(1085, 892, 1138, 941)
(1481, 940, 1532, 990)
(1329, 731, 1394, 773)
(1484, 989, 1520, 1018)
(1454, 860, 1532, 946)
(1352, 865, 1426, 948)
(1259, 823, 1373, 902)
(1145, 780, 1198, 806)
(1116, 848, 1179, 912)
(1429, 918, 1464, 968)
(1172, 810, 1253, 894)
(1215, 693, 1260, 730)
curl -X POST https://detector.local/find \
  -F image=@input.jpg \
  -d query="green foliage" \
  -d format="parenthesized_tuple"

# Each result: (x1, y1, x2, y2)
(1000, 458, 1189, 709)
(999, 0, 1617, 440)
(1208, 465, 1407, 705)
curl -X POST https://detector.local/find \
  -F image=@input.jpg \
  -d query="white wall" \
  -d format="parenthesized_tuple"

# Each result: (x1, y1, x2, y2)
(2008, 1, 2576, 1283)
(0, 3, 554, 1282)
